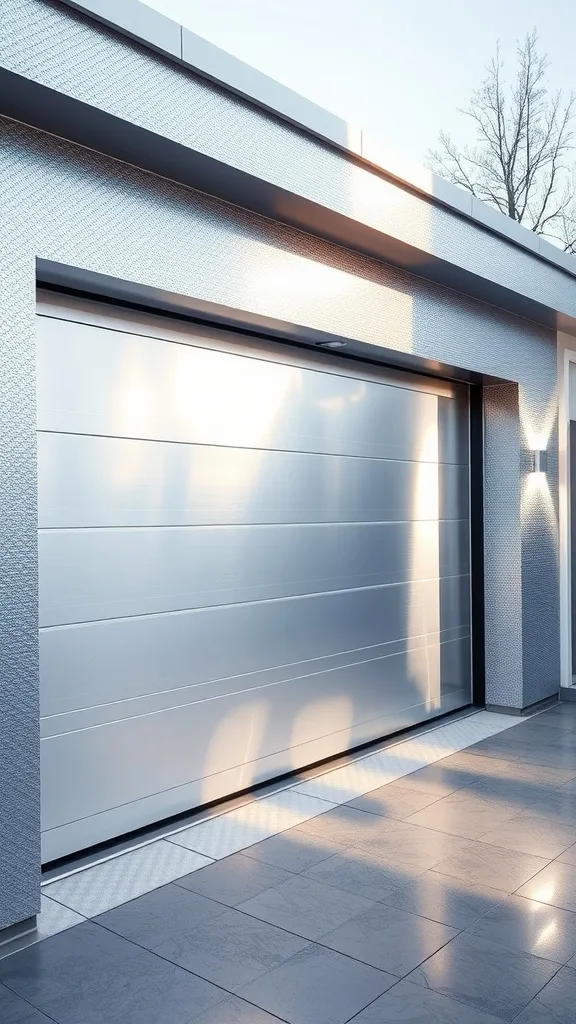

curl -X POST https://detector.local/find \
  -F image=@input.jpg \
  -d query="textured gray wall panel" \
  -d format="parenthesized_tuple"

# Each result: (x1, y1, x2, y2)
(0, 108, 559, 913)
(483, 384, 524, 708)
(0, 181, 41, 927)
(2, 0, 576, 319)
(521, 424, 560, 706)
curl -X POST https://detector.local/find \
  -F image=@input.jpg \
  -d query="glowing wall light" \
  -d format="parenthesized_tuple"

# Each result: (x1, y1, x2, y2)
(531, 450, 548, 474)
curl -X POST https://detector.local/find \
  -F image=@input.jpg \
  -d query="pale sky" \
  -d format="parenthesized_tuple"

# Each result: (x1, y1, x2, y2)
(143, 0, 575, 164)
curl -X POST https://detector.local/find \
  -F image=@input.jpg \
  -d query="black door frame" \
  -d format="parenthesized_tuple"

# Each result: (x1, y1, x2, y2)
(469, 383, 485, 706)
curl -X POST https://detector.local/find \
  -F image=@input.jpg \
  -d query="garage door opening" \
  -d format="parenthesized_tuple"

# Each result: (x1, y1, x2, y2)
(37, 294, 472, 862)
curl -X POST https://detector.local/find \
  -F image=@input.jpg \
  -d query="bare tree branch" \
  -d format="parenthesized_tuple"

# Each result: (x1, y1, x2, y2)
(428, 29, 576, 253)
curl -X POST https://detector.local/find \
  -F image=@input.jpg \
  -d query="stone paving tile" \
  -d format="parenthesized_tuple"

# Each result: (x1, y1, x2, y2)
(173, 852, 293, 907)
(408, 931, 560, 1022)
(350, 979, 517, 1023)
(238, 943, 395, 1024)
(509, 723, 576, 747)
(94, 882, 227, 947)
(301, 845, 410, 900)
(431, 841, 549, 893)
(293, 804, 402, 847)
(448, 753, 576, 788)
(107, 897, 309, 993)
(439, 752, 517, 777)
(517, 748, 576, 771)
(0, 983, 55, 1024)
(382, 871, 505, 929)
(463, 736, 527, 762)
(191, 994, 285, 1023)
(237, 873, 374, 941)
(516, 860, 576, 912)
(467, 894, 576, 964)
(318, 901, 457, 977)
(94, 878, 310, 993)
(513, 965, 576, 1023)
(527, 789, 576, 827)
(558, 841, 576, 865)
(241, 829, 344, 873)
(559, 775, 576, 793)
(478, 814, 576, 859)
(0, 922, 225, 1024)
(405, 789, 519, 840)
(386, 761, 475, 797)
(443, 758, 576, 813)
(524, 709, 576, 730)
(357, 820, 472, 865)
(346, 782, 443, 820)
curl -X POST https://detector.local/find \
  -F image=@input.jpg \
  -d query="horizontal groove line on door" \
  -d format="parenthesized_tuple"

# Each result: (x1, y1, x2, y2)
(36, 309, 462, 401)
(41, 636, 472, 736)
(41, 628, 470, 719)
(41, 634, 473, 732)
(39, 573, 472, 631)
(38, 519, 471, 532)
(36, 429, 469, 467)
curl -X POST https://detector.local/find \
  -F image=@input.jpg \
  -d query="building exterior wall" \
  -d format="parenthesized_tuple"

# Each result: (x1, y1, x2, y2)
(2, 0, 576, 320)
(0, 110, 561, 928)
(0, 204, 39, 936)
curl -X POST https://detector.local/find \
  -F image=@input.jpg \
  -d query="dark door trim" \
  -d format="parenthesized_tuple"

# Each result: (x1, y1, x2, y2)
(570, 422, 576, 679)
(469, 383, 485, 706)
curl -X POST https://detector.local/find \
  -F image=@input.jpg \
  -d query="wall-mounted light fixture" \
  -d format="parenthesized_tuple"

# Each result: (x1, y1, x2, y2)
(532, 449, 548, 474)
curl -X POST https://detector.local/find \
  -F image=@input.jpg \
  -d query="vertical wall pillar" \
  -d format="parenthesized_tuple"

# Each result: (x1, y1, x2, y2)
(520, 420, 559, 707)
(483, 381, 560, 711)
(0, 154, 41, 933)
(483, 383, 524, 708)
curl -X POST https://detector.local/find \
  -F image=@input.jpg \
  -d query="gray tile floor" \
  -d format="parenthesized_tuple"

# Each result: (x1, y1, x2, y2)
(5, 703, 576, 1022)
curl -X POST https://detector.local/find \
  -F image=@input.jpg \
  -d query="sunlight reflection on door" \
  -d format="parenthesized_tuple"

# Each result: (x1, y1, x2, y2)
(289, 695, 353, 768)
(200, 700, 270, 804)
(110, 338, 297, 506)
(407, 405, 441, 712)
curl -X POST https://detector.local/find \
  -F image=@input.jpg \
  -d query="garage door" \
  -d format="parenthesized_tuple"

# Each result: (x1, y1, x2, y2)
(37, 294, 472, 862)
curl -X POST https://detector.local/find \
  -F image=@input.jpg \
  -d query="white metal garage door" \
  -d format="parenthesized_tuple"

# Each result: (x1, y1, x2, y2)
(37, 293, 472, 862)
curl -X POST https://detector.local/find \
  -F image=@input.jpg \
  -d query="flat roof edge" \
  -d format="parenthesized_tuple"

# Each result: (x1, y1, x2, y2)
(52, 0, 576, 282)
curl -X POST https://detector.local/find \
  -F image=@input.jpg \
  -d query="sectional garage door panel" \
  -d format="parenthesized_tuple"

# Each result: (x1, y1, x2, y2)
(40, 634, 472, 834)
(40, 572, 471, 719)
(37, 432, 470, 529)
(37, 314, 464, 461)
(37, 300, 472, 861)
(39, 519, 470, 627)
